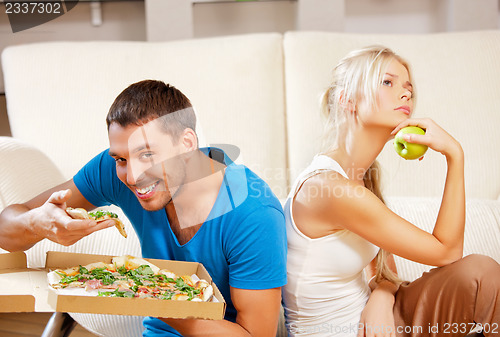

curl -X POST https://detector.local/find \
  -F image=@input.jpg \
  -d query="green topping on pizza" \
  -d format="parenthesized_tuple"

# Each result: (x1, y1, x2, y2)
(88, 210, 118, 219)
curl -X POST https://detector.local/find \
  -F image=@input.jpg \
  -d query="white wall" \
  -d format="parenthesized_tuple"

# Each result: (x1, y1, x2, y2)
(345, 0, 499, 33)
(193, 1, 297, 38)
(0, 1, 146, 93)
(345, 0, 440, 34)
(146, 0, 499, 40)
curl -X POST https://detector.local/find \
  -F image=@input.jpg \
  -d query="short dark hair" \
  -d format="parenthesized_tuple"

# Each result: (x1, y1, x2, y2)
(106, 80, 196, 140)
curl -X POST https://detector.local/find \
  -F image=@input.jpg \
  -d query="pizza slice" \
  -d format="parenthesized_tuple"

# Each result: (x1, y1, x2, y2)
(47, 261, 116, 290)
(66, 207, 127, 238)
(112, 255, 160, 274)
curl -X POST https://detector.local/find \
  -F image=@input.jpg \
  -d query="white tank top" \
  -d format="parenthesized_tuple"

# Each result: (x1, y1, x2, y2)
(283, 155, 380, 337)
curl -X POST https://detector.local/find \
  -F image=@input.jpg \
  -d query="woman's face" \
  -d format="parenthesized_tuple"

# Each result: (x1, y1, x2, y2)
(356, 59, 413, 130)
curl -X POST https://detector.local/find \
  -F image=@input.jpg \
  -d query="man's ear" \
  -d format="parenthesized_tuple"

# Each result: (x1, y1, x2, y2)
(180, 128, 198, 152)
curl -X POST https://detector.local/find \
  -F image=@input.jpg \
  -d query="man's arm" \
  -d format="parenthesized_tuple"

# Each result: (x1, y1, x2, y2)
(0, 179, 114, 252)
(160, 286, 282, 337)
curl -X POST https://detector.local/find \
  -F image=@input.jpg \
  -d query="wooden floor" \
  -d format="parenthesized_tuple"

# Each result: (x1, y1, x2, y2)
(0, 313, 96, 337)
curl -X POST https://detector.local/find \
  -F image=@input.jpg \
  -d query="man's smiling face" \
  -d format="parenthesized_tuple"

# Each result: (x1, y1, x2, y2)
(108, 119, 187, 211)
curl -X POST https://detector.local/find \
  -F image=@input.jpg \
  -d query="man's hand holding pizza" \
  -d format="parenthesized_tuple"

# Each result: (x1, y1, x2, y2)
(0, 180, 116, 252)
(34, 189, 117, 246)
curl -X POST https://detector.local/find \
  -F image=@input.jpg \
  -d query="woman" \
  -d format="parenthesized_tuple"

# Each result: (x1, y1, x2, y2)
(282, 46, 500, 337)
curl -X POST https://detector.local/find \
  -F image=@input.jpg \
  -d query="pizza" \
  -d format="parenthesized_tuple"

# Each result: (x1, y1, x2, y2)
(66, 207, 127, 238)
(47, 255, 214, 302)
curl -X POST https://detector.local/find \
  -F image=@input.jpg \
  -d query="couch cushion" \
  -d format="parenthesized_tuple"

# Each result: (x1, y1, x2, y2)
(387, 197, 500, 281)
(2, 33, 287, 198)
(0, 137, 65, 212)
(284, 31, 500, 199)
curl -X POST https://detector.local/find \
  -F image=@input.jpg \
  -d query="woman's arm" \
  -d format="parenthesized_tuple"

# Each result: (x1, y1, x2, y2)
(294, 119, 465, 267)
(358, 257, 399, 337)
(391, 118, 465, 261)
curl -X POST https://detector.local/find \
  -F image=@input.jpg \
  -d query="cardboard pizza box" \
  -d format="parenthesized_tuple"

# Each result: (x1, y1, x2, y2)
(0, 251, 43, 312)
(0, 251, 226, 319)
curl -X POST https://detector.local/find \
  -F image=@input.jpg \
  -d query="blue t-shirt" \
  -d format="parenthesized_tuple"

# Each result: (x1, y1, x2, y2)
(73, 147, 287, 336)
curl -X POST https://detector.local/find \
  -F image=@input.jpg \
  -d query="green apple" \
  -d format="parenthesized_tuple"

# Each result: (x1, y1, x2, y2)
(393, 126, 428, 160)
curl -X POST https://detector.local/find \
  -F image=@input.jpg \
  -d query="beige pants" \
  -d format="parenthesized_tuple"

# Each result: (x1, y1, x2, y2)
(393, 255, 500, 337)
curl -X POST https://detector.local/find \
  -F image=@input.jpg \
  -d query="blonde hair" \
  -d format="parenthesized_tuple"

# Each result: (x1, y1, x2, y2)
(321, 46, 413, 284)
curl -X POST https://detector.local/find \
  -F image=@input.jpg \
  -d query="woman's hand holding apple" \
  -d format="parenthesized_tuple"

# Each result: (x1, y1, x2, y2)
(391, 118, 463, 162)
(393, 126, 428, 160)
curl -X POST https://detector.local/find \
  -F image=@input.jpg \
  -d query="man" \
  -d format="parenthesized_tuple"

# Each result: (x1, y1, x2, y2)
(0, 80, 287, 336)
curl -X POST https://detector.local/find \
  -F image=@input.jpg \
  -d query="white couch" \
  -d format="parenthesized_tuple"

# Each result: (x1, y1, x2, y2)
(1, 31, 500, 336)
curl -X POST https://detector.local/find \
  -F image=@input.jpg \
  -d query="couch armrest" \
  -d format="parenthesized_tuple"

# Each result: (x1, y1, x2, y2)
(0, 136, 66, 255)
(0, 136, 65, 212)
